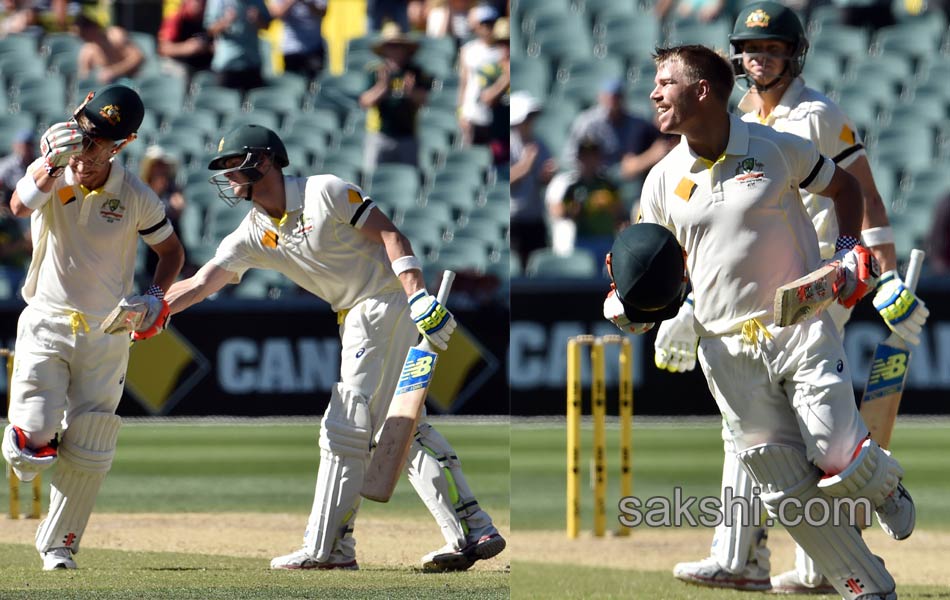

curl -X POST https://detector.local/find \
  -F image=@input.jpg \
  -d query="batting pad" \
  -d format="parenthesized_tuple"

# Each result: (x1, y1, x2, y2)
(711, 443, 769, 574)
(35, 412, 121, 554)
(407, 422, 491, 549)
(304, 384, 371, 562)
(738, 444, 894, 599)
(819, 438, 902, 506)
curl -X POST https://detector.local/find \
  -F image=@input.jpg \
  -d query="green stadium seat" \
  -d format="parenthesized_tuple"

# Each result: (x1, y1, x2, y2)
(512, 55, 550, 97)
(429, 245, 489, 274)
(873, 22, 943, 59)
(207, 205, 252, 241)
(192, 86, 243, 119)
(401, 204, 454, 229)
(525, 248, 598, 278)
(453, 217, 506, 246)
(223, 110, 281, 133)
(424, 188, 476, 223)
(0, 33, 38, 57)
(810, 25, 870, 63)
(666, 19, 730, 51)
(849, 55, 914, 91)
(367, 163, 420, 196)
(165, 110, 221, 142)
(869, 125, 935, 171)
(246, 87, 304, 119)
(526, 35, 593, 69)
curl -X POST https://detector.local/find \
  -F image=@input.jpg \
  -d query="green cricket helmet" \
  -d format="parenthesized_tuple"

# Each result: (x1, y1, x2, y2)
(607, 223, 688, 324)
(208, 124, 290, 206)
(73, 84, 144, 141)
(729, 1, 808, 88)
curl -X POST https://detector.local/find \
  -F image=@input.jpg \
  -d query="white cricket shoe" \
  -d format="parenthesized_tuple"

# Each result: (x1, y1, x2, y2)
(420, 525, 507, 572)
(673, 556, 771, 591)
(855, 593, 896, 600)
(269, 548, 358, 571)
(877, 482, 915, 540)
(770, 569, 835, 595)
(41, 548, 77, 570)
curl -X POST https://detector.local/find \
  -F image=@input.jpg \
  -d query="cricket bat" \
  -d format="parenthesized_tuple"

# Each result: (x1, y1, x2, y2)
(859, 249, 925, 449)
(361, 270, 456, 502)
(773, 263, 841, 327)
(101, 299, 147, 334)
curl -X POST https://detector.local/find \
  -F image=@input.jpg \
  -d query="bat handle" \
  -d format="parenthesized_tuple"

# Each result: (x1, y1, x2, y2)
(904, 249, 925, 293)
(436, 270, 455, 305)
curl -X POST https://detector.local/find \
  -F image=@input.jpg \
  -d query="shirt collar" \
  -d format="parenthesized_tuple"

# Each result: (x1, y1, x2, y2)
(737, 76, 805, 122)
(64, 159, 124, 195)
(283, 175, 304, 213)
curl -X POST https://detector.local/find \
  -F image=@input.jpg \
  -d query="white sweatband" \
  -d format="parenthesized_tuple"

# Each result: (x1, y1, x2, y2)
(392, 255, 422, 276)
(15, 172, 52, 211)
(861, 226, 895, 248)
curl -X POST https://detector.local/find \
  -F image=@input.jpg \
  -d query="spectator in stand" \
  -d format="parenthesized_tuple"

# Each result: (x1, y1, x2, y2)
(359, 23, 431, 174)
(564, 79, 675, 186)
(367, 0, 409, 31)
(269, 0, 327, 82)
(140, 145, 187, 280)
(204, 0, 271, 93)
(654, 0, 725, 22)
(510, 91, 556, 271)
(0, 129, 35, 208)
(0, 201, 30, 298)
(75, 13, 145, 84)
(458, 4, 500, 145)
(1, 0, 39, 35)
(927, 191, 950, 274)
(545, 136, 627, 262)
(479, 17, 510, 165)
(424, 0, 476, 46)
(157, 0, 213, 81)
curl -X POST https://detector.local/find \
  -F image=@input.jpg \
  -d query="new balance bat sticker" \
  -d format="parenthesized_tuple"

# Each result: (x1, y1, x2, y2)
(859, 249, 925, 449)
(361, 270, 456, 503)
(773, 263, 840, 327)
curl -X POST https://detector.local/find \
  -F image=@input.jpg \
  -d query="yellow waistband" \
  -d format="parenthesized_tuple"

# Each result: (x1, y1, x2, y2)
(337, 308, 350, 325)
(740, 318, 773, 349)
(69, 312, 90, 336)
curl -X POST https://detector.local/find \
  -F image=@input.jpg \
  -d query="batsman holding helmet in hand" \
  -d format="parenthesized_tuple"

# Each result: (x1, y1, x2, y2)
(2, 84, 185, 570)
(606, 45, 914, 600)
(163, 124, 505, 571)
(655, 5, 929, 594)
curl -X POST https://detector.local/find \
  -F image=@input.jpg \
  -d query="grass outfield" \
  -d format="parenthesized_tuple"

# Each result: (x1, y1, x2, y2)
(0, 419, 509, 599)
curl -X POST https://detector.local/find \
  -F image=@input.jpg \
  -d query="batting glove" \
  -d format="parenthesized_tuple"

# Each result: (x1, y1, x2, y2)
(603, 288, 654, 335)
(409, 290, 456, 351)
(831, 242, 880, 309)
(128, 285, 171, 341)
(40, 121, 84, 176)
(653, 295, 697, 372)
(873, 270, 929, 346)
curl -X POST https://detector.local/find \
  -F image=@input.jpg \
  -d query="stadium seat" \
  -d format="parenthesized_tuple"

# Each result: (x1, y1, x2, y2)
(0, 32, 38, 58)
(367, 163, 420, 195)
(525, 248, 599, 278)
(424, 188, 476, 223)
(511, 55, 550, 97)
(207, 205, 252, 241)
(0, 54, 45, 89)
(873, 22, 943, 60)
(192, 86, 243, 120)
(245, 87, 304, 120)
(223, 110, 281, 134)
(596, 16, 660, 62)
(810, 25, 870, 63)
(429, 245, 489, 274)
(453, 217, 506, 246)
(526, 35, 593, 69)
(666, 19, 730, 51)
(12, 85, 67, 117)
(849, 54, 914, 92)
(165, 110, 221, 142)
(400, 204, 454, 230)
(870, 125, 935, 171)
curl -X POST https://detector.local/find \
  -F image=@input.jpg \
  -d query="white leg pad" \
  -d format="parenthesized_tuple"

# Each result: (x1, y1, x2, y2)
(303, 384, 371, 562)
(818, 438, 902, 507)
(711, 441, 769, 573)
(738, 444, 894, 599)
(35, 412, 121, 554)
(406, 422, 492, 549)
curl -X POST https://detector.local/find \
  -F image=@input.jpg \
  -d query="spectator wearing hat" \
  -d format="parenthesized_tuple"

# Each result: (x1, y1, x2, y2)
(157, 0, 214, 81)
(477, 17, 510, 164)
(510, 91, 556, 270)
(546, 136, 627, 262)
(269, 0, 327, 82)
(359, 23, 432, 175)
(457, 4, 500, 143)
(564, 78, 675, 186)
(0, 129, 36, 209)
(75, 13, 146, 85)
(204, 0, 272, 93)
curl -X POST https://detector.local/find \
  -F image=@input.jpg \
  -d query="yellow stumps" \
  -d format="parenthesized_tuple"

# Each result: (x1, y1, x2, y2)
(3, 349, 42, 520)
(566, 337, 582, 539)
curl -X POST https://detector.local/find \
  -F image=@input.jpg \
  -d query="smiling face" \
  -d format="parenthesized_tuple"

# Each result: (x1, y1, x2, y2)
(650, 59, 701, 136)
(740, 39, 793, 85)
(69, 136, 116, 188)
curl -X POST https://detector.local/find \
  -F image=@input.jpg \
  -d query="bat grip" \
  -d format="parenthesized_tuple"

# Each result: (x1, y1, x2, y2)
(904, 249, 925, 292)
(436, 270, 455, 305)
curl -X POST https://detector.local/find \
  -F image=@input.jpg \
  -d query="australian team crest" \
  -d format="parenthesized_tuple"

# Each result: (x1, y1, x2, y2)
(99, 197, 125, 223)
(735, 157, 766, 187)
(99, 104, 121, 126)
(745, 8, 770, 28)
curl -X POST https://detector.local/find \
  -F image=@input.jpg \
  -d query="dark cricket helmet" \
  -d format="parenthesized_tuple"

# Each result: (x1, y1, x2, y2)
(607, 223, 688, 323)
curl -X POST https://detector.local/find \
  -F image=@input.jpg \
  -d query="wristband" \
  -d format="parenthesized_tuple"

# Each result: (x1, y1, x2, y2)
(392, 255, 422, 276)
(835, 235, 861, 253)
(145, 284, 165, 300)
(861, 226, 895, 248)
(15, 172, 52, 210)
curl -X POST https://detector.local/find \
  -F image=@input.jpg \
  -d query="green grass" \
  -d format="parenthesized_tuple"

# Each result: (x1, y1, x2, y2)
(512, 418, 950, 531)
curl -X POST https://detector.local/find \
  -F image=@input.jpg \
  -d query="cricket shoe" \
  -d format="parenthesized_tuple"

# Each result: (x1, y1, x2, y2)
(270, 548, 358, 570)
(420, 525, 507, 572)
(673, 556, 771, 591)
(876, 482, 915, 540)
(770, 569, 835, 595)
(41, 547, 77, 570)
(855, 593, 896, 600)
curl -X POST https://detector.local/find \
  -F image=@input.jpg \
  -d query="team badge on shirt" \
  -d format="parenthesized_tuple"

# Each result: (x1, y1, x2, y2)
(735, 157, 766, 187)
(99, 197, 125, 223)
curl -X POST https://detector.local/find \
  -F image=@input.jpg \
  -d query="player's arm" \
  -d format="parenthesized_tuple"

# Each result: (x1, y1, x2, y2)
(846, 155, 896, 272)
(9, 164, 58, 217)
(815, 165, 863, 240)
(165, 261, 237, 315)
(104, 27, 145, 80)
(147, 231, 185, 293)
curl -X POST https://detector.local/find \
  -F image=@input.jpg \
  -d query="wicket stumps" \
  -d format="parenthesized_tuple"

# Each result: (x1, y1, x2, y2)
(2, 348, 42, 520)
(566, 335, 632, 538)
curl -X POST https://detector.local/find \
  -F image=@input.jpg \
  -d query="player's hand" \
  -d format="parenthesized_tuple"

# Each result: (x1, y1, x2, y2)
(653, 297, 697, 372)
(124, 293, 171, 341)
(873, 271, 929, 346)
(409, 290, 456, 351)
(833, 244, 880, 308)
(40, 121, 83, 173)
(603, 288, 654, 335)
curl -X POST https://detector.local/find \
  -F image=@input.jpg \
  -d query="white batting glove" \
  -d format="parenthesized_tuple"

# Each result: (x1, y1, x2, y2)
(653, 296, 697, 372)
(603, 289, 654, 335)
(409, 290, 456, 351)
(873, 271, 929, 346)
(40, 121, 84, 175)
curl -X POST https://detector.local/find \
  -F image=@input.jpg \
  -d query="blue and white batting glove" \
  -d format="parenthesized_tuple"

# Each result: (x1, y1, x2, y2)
(653, 295, 697, 372)
(603, 289, 654, 335)
(873, 271, 929, 346)
(409, 290, 456, 351)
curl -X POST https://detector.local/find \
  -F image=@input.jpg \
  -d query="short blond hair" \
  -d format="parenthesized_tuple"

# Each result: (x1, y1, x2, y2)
(653, 45, 735, 105)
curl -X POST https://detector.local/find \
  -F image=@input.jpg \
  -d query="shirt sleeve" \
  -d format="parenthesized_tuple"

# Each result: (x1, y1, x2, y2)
(810, 103, 865, 169)
(637, 168, 667, 226)
(137, 188, 174, 246)
(315, 175, 376, 229)
(777, 130, 835, 194)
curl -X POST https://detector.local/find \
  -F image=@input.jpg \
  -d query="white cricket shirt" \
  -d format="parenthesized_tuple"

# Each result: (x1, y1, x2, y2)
(211, 174, 404, 311)
(738, 77, 865, 259)
(23, 159, 173, 319)
(639, 114, 835, 335)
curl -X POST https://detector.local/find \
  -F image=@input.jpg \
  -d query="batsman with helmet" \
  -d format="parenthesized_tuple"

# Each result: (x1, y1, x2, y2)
(162, 124, 506, 571)
(2, 84, 185, 570)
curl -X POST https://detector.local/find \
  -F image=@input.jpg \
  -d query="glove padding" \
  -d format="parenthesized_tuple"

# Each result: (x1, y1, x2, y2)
(40, 121, 84, 171)
(603, 288, 654, 335)
(832, 244, 880, 309)
(409, 290, 456, 351)
(119, 294, 171, 341)
(653, 299, 697, 372)
(873, 270, 929, 346)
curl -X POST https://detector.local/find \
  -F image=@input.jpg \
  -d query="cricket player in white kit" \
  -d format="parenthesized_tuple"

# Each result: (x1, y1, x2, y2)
(1, 84, 185, 570)
(605, 45, 914, 600)
(660, 5, 929, 593)
(163, 124, 505, 571)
